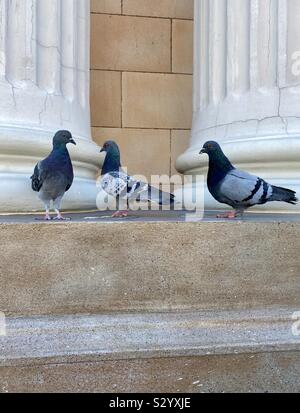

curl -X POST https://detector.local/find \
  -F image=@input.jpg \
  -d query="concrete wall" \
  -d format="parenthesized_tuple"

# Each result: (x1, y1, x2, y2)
(90, 0, 194, 179)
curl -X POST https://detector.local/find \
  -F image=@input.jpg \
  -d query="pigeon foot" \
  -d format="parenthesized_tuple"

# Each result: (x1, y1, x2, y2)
(112, 210, 128, 218)
(35, 214, 52, 221)
(53, 214, 71, 221)
(216, 211, 238, 219)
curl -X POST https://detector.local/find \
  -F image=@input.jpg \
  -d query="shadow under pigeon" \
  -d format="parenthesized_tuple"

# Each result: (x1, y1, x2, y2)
(35, 217, 72, 222)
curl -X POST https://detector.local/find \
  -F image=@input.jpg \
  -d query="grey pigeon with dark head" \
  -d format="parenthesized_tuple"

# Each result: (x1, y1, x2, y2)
(200, 141, 298, 218)
(31, 130, 76, 220)
(100, 140, 175, 217)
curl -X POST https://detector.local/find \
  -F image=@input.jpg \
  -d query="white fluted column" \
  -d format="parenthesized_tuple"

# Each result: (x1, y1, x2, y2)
(177, 0, 300, 211)
(0, 0, 99, 212)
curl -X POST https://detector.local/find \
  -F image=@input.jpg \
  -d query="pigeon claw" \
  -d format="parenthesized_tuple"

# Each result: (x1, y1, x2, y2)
(112, 210, 128, 218)
(53, 215, 71, 221)
(216, 211, 238, 219)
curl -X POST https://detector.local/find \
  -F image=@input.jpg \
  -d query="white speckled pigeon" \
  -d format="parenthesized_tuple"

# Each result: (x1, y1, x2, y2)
(100, 140, 175, 217)
(31, 130, 76, 220)
(200, 141, 298, 218)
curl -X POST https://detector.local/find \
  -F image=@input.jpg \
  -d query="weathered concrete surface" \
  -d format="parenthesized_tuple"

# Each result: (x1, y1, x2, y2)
(0, 220, 299, 316)
(1, 352, 299, 393)
(0, 216, 299, 392)
(0, 309, 299, 393)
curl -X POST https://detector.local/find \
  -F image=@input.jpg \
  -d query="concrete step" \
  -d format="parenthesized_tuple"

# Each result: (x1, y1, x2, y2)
(1, 215, 299, 392)
(0, 308, 299, 393)
(0, 220, 299, 316)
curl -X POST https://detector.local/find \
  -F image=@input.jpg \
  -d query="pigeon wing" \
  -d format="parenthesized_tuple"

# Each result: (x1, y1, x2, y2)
(30, 161, 45, 192)
(101, 172, 174, 205)
(64, 166, 74, 192)
(219, 169, 272, 206)
(101, 172, 145, 198)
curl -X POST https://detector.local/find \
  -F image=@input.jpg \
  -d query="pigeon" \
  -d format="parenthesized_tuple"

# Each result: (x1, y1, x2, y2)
(100, 140, 175, 217)
(199, 141, 298, 218)
(31, 130, 76, 220)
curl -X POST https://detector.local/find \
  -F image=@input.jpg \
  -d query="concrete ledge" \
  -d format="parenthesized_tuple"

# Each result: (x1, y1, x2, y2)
(0, 309, 299, 392)
(0, 220, 299, 316)
(1, 308, 299, 366)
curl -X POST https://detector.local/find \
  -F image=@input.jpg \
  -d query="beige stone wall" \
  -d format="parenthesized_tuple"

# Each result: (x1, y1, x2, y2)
(90, 0, 193, 179)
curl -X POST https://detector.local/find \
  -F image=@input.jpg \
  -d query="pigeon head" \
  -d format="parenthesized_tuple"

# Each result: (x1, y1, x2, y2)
(53, 130, 76, 148)
(200, 141, 234, 175)
(100, 140, 120, 156)
(100, 140, 121, 175)
(199, 141, 222, 155)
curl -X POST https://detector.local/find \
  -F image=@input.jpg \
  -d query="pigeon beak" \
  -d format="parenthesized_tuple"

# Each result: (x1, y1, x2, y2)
(100, 148, 106, 153)
(199, 148, 206, 155)
(69, 139, 76, 145)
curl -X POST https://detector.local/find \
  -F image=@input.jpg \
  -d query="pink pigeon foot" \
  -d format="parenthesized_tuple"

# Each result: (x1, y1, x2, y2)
(216, 211, 238, 219)
(112, 210, 128, 218)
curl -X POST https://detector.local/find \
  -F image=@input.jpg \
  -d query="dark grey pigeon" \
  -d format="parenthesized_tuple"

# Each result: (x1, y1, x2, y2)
(100, 140, 175, 217)
(200, 141, 298, 218)
(31, 130, 76, 220)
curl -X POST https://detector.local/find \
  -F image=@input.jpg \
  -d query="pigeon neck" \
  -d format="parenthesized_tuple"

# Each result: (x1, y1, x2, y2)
(102, 152, 121, 175)
(52, 143, 69, 153)
(207, 150, 234, 187)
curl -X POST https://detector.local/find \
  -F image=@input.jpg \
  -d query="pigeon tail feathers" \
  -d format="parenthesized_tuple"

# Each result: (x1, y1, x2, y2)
(269, 186, 298, 205)
(142, 186, 175, 206)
